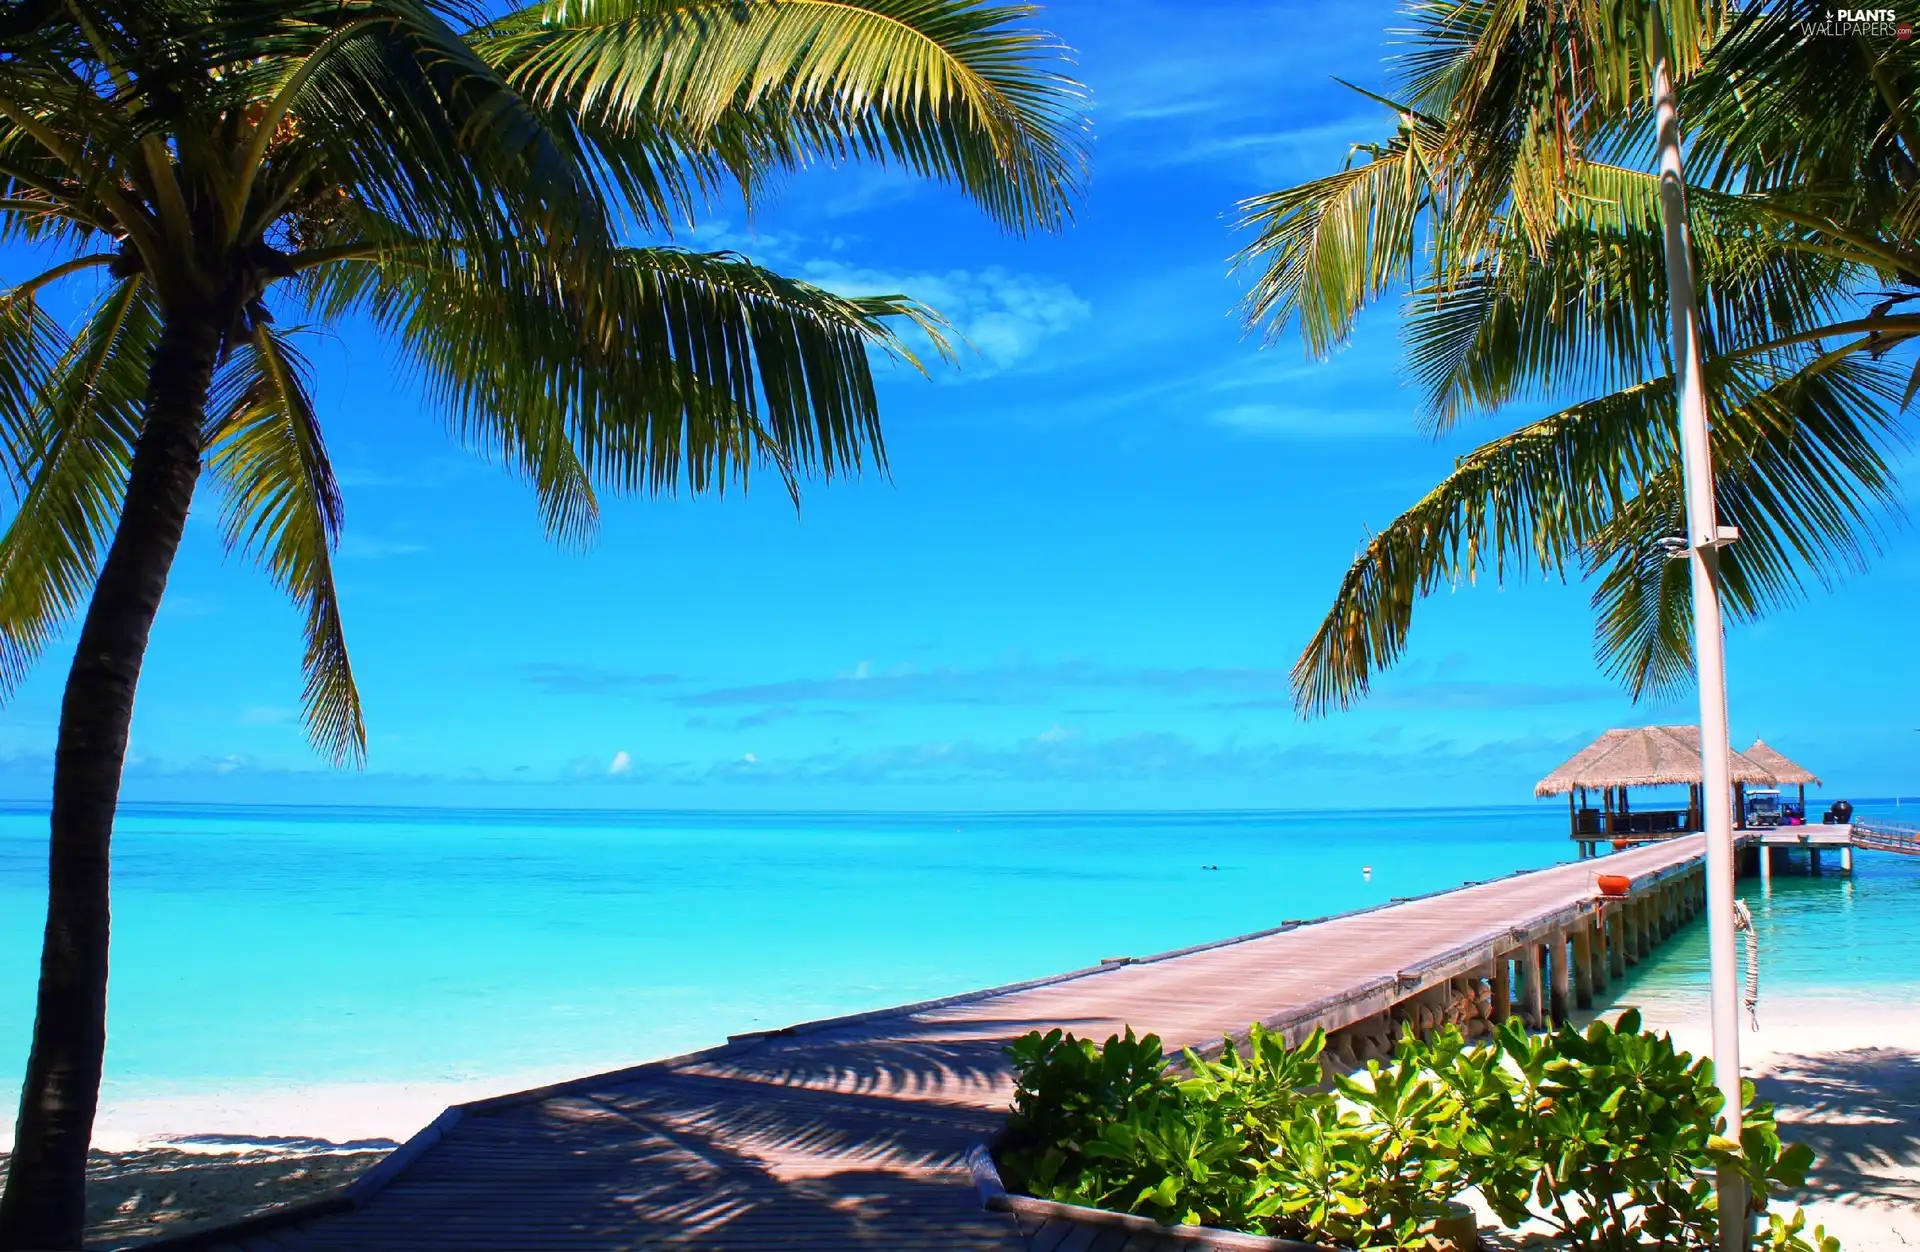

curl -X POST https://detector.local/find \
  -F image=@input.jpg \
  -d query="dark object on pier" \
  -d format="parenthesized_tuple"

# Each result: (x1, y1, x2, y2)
(1824, 800, 1853, 825)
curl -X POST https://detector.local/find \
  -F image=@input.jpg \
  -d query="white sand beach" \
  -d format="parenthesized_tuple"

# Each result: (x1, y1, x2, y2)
(1630, 994, 1920, 1251)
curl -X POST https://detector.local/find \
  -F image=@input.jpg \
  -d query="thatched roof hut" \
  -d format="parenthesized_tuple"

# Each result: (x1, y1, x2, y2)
(1742, 740, 1822, 786)
(1534, 725, 1777, 797)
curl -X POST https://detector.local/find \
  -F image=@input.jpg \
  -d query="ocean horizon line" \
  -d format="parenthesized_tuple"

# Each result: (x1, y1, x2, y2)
(0, 794, 1911, 827)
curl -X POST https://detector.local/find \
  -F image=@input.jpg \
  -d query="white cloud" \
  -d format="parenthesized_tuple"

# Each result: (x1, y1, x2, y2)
(608, 750, 632, 776)
(1211, 404, 1413, 439)
(799, 261, 1091, 375)
(1037, 723, 1078, 744)
(338, 535, 427, 559)
(743, 752, 759, 764)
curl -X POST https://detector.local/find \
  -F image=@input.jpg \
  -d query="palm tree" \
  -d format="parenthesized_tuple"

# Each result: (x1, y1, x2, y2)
(0, 2, 1085, 1245)
(1236, 0, 1918, 716)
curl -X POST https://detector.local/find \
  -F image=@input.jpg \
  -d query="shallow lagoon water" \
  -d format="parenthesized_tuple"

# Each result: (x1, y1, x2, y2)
(1, 802, 1915, 1115)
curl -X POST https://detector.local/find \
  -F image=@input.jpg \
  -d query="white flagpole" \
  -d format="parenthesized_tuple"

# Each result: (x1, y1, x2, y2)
(1648, 17, 1747, 1250)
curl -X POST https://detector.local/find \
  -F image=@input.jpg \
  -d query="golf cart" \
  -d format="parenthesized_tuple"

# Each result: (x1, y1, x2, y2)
(1744, 787, 1806, 828)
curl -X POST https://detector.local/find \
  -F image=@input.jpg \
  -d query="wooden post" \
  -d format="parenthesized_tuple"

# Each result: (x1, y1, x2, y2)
(1637, 896, 1654, 960)
(1588, 916, 1609, 995)
(1572, 924, 1595, 1010)
(1734, 781, 1746, 830)
(1521, 940, 1544, 1029)
(1811, 848, 1822, 875)
(1492, 955, 1512, 1024)
(1548, 930, 1571, 1025)
(1609, 908, 1627, 977)
(1760, 841, 1772, 886)
(1842, 844, 1853, 874)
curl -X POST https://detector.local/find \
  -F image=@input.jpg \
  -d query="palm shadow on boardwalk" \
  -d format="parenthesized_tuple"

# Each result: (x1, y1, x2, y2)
(141, 1010, 1094, 1250)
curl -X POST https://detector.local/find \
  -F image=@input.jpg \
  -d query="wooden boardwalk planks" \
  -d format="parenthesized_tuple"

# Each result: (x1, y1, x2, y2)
(135, 837, 1712, 1252)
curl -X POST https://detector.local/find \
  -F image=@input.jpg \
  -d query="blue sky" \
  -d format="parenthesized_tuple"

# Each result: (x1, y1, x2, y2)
(2, 0, 1917, 810)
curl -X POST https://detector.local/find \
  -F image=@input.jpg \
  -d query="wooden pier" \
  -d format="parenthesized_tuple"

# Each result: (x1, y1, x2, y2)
(142, 837, 1730, 1252)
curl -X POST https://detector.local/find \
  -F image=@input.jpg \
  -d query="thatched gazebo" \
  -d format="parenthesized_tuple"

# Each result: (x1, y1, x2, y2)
(1536, 726, 1778, 853)
(1742, 739, 1823, 817)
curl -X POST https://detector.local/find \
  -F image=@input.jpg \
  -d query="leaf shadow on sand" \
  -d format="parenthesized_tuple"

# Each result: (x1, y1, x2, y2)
(1756, 1046, 1920, 1210)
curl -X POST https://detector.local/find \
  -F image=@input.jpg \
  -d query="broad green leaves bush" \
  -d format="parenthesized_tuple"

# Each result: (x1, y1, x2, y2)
(997, 1012, 1838, 1251)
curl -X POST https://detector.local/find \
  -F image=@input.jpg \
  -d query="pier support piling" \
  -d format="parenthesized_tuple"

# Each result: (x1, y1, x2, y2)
(1521, 942, 1544, 1029)
(1608, 909, 1627, 978)
(1572, 925, 1595, 1011)
(1637, 897, 1653, 961)
(1842, 845, 1853, 875)
(1760, 844, 1772, 886)
(1548, 930, 1571, 1026)
(1492, 955, 1511, 1025)
(1587, 917, 1608, 996)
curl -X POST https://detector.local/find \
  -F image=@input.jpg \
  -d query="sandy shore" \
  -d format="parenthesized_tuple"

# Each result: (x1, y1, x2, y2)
(11, 995, 1914, 1248)
(0, 1072, 585, 1248)
(1622, 992, 1920, 1251)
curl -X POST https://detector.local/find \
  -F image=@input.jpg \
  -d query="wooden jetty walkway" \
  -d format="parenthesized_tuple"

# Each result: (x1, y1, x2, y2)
(145, 837, 1723, 1252)
(1853, 818, 1920, 858)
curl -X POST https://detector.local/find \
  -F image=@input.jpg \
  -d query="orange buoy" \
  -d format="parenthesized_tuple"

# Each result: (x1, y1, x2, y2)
(1597, 874, 1631, 897)
(1611, 839, 1632, 851)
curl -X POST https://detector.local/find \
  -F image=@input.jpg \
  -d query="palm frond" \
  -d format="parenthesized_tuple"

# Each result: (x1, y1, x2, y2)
(0, 281, 66, 491)
(477, 0, 1088, 233)
(1586, 352, 1907, 696)
(1235, 113, 1446, 355)
(0, 276, 154, 699)
(265, 1, 615, 262)
(310, 243, 938, 541)
(1405, 168, 1865, 428)
(205, 324, 366, 765)
(1291, 350, 1907, 717)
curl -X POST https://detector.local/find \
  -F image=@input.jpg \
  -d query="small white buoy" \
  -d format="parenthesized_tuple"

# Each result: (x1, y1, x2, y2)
(1362, 865, 1372, 881)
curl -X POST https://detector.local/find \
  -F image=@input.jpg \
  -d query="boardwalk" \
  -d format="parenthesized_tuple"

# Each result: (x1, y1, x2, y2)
(142, 837, 1715, 1252)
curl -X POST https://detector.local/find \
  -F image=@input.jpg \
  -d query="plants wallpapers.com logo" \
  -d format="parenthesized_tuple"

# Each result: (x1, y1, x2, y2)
(1798, 8, 1914, 37)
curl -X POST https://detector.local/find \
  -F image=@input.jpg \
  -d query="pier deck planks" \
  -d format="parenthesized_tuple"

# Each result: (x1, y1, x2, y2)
(147, 837, 1713, 1252)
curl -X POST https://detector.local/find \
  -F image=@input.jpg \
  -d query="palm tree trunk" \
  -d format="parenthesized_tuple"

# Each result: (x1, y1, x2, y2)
(0, 311, 222, 1252)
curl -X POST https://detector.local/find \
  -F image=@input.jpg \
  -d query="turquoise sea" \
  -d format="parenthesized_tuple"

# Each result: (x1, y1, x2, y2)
(2, 802, 1917, 1119)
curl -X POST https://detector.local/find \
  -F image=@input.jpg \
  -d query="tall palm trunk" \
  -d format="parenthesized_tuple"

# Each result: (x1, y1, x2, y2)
(0, 310, 222, 1252)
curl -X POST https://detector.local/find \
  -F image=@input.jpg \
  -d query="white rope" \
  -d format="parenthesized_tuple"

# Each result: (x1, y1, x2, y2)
(1733, 898, 1759, 1031)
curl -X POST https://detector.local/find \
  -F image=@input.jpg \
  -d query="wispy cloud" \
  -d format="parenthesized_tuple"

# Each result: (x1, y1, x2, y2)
(521, 664, 681, 695)
(1211, 403, 1415, 439)
(672, 660, 1296, 709)
(337, 535, 426, 559)
(799, 261, 1091, 375)
(1214, 681, 1618, 713)
(682, 726, 1598, 787)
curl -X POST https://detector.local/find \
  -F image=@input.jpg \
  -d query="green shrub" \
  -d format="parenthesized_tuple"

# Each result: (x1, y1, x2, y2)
(998, 1012, 1838, 1251)
(1002, 1023, 1466, 1246)
(1419, 1009, 1821, 1250)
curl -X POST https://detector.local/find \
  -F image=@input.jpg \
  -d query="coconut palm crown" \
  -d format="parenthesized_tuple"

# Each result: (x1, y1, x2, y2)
(1237, 0, 1918, 716)
(0, 2, 1085, 1245)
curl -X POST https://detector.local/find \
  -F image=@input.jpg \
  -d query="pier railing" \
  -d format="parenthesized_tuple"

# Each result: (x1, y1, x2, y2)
(1854, 820, 1920, 856)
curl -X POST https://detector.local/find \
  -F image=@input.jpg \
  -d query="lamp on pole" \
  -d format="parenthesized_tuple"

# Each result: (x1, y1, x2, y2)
(1648, 15, 1747, 1249)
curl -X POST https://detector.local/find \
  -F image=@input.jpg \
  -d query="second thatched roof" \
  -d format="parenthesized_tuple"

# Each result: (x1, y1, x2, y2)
(1534, 726, 1778, 797)
(1743, 739, 1822, 786)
